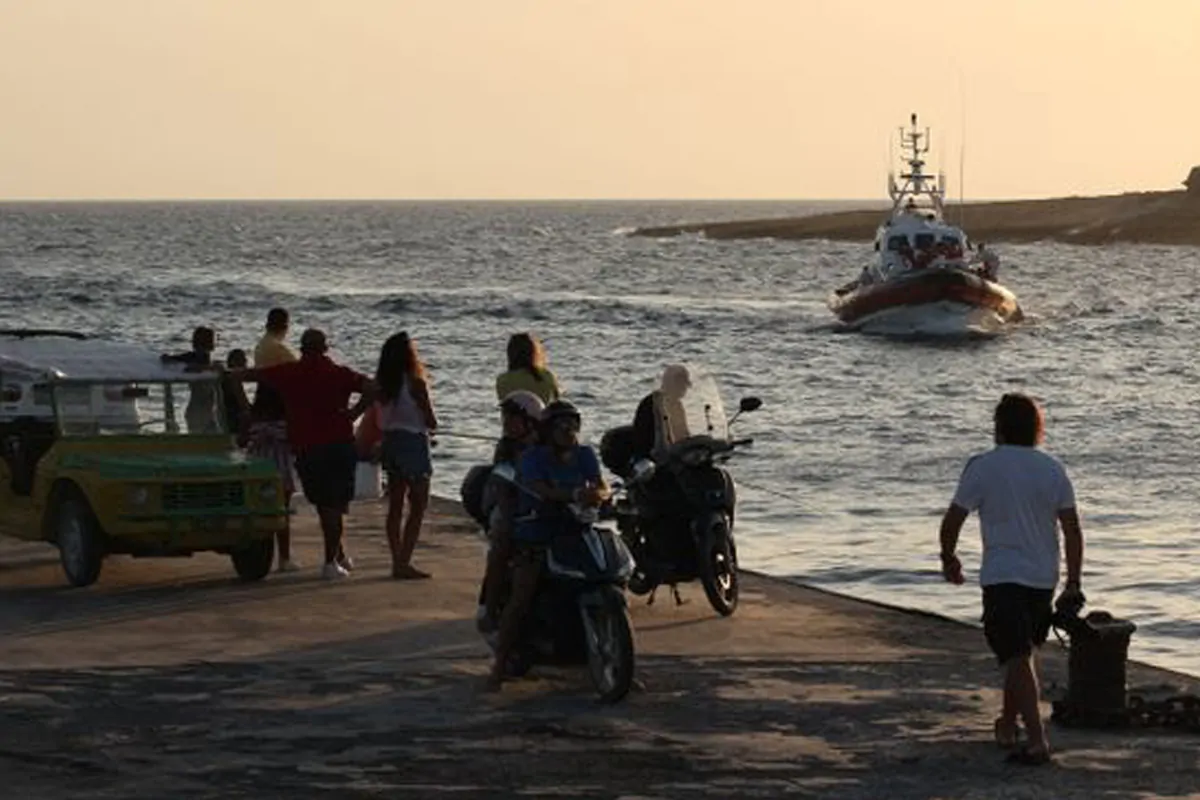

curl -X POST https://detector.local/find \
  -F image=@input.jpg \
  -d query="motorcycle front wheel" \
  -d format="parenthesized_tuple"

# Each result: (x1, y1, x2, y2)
(580, 586, 635, 704)
(698, 515, 739, 617)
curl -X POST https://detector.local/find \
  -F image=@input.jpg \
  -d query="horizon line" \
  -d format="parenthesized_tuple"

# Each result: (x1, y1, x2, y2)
(0, 190, 1176, 205)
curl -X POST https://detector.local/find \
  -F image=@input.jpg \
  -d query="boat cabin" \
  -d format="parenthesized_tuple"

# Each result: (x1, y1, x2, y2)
(882, 228, 965, 254)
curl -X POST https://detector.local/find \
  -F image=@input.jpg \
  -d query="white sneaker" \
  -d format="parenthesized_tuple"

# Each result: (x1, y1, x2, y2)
(322, 562, 350, 580)
(277, 558, 302, 573)
(337, 553, 354, 571)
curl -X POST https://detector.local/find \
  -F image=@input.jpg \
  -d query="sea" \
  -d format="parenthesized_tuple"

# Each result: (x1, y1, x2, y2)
(2, 199, 1198, 678)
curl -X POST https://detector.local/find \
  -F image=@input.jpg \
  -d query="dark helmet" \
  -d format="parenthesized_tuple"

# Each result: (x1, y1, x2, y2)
(542, 399, 581, 425)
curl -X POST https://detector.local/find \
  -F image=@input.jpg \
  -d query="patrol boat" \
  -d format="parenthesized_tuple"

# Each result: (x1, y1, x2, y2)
(828, 114, 1022, 334)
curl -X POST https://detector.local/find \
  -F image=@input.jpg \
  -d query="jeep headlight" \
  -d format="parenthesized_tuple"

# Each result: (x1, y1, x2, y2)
(258, 482, 278, 504)
(125, 485, 151, 509)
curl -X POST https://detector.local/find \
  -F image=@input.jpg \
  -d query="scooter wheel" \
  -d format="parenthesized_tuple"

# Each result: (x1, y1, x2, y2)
(583, 586, 636, 704)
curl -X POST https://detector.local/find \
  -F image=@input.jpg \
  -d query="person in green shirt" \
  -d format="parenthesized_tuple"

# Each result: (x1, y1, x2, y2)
(495, 332, 562, 404)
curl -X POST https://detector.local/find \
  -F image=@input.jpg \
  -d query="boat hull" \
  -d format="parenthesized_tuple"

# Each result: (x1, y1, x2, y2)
(829, 268, 1021, 328)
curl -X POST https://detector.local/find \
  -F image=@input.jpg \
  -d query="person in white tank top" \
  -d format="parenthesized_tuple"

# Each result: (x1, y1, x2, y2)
(379, 378, 429, 434)
(374, 332, 438, 580)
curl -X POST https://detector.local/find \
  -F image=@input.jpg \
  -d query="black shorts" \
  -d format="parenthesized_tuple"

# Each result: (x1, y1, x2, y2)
(982, 583, 1054, 665)
(295, 441, 357, 513)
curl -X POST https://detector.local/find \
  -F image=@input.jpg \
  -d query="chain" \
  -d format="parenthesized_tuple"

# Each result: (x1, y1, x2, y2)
(1126, 689, 1200, 731)
(1052, 687, 1200, 732)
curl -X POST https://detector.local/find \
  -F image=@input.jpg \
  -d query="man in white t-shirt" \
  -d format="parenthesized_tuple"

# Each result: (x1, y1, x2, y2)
(938, 393, 1085, 766)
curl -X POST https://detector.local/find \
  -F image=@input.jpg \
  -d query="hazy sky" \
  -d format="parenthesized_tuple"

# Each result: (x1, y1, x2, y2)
(1, 0, 1197, 200)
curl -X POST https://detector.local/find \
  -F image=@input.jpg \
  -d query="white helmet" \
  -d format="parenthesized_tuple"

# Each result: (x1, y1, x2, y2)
(499, 390, 545, 421)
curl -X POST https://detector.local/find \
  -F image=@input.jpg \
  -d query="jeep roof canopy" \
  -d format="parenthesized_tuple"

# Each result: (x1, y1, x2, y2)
(0, 336, 217, 384)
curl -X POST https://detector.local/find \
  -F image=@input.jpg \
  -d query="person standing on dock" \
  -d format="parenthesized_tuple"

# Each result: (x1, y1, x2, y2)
(254, 307, 297, 368)
(237, 329, 377, 580)
(249, 307, 302, 572)
(496, 332, 562, 404)
(375, 331, 439, 580)
(937, 393, 1085, 766)
(161, 325, 220, 433)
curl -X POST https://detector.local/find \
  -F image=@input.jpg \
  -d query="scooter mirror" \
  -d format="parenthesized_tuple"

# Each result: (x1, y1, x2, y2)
(491, 462, 518, 484)
(738, 396, 763, 413)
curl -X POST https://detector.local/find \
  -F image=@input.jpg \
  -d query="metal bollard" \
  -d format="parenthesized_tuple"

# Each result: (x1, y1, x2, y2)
(1051, 608, 1138, 728)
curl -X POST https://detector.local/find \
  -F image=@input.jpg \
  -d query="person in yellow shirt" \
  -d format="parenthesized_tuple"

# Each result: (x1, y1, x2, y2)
(495, 332, 562, 404)
(248, 307, 302, 572)
(254, 307, 297, 368)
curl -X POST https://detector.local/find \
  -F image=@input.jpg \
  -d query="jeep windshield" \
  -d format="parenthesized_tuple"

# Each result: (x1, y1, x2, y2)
(52, 378, 229, 437)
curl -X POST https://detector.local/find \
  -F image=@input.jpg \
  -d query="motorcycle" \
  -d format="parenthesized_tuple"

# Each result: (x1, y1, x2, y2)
(599, 365, 761, 616)
(476, 462, 638, 704)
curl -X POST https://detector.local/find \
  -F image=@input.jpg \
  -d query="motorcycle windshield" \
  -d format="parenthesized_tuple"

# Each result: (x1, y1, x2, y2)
(659, 363, 729, 445)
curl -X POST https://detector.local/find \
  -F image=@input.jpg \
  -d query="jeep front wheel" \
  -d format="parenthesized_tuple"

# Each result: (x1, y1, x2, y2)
(230, 536, 274, 581)
(55, 493, 105, 588)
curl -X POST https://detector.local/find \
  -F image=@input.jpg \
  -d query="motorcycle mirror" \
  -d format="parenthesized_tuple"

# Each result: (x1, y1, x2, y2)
(631, 458, 656, 484)
(490, 462, 518, 484)
(738, 397, 763, 413)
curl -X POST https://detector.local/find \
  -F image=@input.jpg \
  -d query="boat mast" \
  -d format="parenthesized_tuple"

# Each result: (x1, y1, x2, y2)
(888, 113, 945, 220)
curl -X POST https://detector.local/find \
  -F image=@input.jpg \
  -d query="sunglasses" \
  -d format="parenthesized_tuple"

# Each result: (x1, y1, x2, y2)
(552, 417, 581, 432)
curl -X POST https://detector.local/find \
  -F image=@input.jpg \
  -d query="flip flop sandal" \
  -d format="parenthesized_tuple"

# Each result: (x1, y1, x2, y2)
(1005, 746, 1053, 766)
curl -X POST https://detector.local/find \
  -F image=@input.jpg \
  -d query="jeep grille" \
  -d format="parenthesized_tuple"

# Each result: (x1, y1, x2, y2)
(162, 482, 245, 511)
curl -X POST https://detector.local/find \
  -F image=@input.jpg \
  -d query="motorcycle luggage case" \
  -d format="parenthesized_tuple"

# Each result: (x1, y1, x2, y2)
(600, 425, 636, 478)
(459, 463, 492, 527)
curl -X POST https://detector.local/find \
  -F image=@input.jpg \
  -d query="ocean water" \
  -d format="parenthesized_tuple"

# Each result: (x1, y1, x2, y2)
(2, 200, 1198, 678)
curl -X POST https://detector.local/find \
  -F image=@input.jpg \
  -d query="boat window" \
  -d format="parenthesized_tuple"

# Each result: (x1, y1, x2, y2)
(886, 235, 907, 252)
(914, 233, 936, 249)
(940, 235, 961, 246)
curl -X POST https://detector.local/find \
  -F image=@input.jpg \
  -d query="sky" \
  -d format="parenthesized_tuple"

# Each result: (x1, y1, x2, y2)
(1, 0, 1197, 200)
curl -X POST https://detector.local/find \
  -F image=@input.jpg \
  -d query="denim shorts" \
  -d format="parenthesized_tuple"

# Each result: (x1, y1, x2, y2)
(381, 430, 433, 481)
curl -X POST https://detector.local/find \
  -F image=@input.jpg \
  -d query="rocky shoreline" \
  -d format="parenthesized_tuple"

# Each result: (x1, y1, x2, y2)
(631, 188, 1200, 247)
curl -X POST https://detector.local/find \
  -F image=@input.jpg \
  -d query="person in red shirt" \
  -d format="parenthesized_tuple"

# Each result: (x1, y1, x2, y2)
(236, 328, 377, 580)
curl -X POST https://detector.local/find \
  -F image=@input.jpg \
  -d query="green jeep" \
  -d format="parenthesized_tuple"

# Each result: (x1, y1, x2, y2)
(0, 340, 288, 587)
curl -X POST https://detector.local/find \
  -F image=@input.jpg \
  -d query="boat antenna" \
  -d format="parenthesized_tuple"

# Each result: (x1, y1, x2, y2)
(886, 128, 895, 200)
(958, 70, 967, 228)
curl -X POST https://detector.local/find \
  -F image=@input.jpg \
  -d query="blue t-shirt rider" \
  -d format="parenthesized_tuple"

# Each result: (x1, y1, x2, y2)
(515, 401, 604, 542)
(487, 400, 610, 692)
